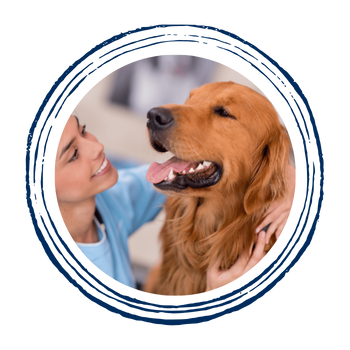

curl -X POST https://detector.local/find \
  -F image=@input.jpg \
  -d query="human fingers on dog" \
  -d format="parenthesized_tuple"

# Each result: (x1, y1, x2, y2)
(206, 258, 240, 290)
(275, 223, 286, 239)
(255, 201, 290, 242)
(256, 201, 285, 234)
(238, 231, 266, 285)
(245, 230, 266, 272)
(206, 259, 221, 279)
(275, 209, 290, 241)
(205, 261, 219, 292)
(206, 233, 266, 291)
(206, 252, 249, 291)
(266, 210, 289, 242)
(275, 211, 289, 233)
(226, 236, 264, 279)
(206, 259, 229, 291)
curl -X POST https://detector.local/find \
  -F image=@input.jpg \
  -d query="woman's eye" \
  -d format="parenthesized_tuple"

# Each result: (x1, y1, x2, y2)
(68, 124, 86, 163)
(69, 149, 78, 163)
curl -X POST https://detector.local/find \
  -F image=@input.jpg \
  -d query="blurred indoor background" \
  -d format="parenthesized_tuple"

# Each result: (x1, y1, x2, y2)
(73, 55, 265, 289)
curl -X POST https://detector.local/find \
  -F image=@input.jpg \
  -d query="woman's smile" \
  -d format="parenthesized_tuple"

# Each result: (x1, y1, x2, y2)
(92, 158, 111, 178)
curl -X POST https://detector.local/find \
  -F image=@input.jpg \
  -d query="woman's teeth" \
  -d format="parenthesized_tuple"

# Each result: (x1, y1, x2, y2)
(93, 159, 108, 176)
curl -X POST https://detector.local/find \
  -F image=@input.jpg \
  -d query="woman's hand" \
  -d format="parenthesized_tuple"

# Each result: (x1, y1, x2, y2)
(206, 230, 267, 292)
(255, 164, 295, 244)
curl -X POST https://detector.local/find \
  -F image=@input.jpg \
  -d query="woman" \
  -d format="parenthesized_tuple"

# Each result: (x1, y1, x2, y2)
(55, 115, 295, 291)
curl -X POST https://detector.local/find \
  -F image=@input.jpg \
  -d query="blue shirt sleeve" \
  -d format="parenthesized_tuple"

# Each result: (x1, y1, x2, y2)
(97, 164, 166, 238)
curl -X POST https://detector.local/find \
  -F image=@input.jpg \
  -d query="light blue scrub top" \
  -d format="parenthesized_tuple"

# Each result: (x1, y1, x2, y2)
(77, 165, 166, 288)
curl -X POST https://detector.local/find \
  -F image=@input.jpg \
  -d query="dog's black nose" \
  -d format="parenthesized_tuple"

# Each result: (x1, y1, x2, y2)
(147, 107, 174, 131)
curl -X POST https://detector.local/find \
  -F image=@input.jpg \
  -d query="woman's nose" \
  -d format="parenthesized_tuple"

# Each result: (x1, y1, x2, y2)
(91, 141, 104, 160)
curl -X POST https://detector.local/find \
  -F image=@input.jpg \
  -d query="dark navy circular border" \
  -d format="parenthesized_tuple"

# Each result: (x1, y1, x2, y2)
(23, 24, 312, 317)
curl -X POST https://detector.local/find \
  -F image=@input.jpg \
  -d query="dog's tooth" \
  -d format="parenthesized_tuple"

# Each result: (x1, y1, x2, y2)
(164, 177, 168, 181)
(203, 161, 211, 167)
(196, 163, 204, 171)
(189, 168, 195, 173)
(182, 170, 186, 174)
(168, 169, 176, 180)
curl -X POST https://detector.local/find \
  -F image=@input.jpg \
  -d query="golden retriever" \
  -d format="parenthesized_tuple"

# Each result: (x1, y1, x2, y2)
(144, 81, 291, 295)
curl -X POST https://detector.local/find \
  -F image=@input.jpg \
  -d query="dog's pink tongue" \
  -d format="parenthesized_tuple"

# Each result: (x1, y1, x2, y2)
(146, 156, 194, 184)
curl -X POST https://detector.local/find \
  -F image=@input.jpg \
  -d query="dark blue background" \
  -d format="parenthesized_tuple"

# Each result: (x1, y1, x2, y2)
(0, 23, 350, 327)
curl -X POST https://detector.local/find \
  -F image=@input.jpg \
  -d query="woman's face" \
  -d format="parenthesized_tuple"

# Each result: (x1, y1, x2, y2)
(55, 115, 119, 204)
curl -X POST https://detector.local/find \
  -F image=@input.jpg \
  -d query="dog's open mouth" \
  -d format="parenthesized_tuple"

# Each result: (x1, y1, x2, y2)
(146, 155, 222, 191)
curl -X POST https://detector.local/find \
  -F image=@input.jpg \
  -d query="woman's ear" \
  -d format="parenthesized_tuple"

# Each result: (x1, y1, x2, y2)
(243, 126, 291, 215)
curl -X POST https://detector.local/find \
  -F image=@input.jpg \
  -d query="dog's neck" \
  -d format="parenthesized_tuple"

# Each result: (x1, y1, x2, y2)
(198, 190, 250, 230)
(165, 187, 248, 241)
(192, 198, 222, 242)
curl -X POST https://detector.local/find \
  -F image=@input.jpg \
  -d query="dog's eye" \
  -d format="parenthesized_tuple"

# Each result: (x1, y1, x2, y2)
(216, 108, 229, 117)
(214, 107, 236, 120)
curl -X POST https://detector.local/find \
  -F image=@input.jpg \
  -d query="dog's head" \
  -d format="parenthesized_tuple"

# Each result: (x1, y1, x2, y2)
(146, 81, 290, 213)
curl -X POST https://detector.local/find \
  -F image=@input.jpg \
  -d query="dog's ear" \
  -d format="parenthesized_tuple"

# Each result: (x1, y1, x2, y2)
(243, 126, 291, 215)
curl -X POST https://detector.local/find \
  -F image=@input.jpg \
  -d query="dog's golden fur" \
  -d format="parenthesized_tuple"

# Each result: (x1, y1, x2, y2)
(144, 81, 291, 295)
